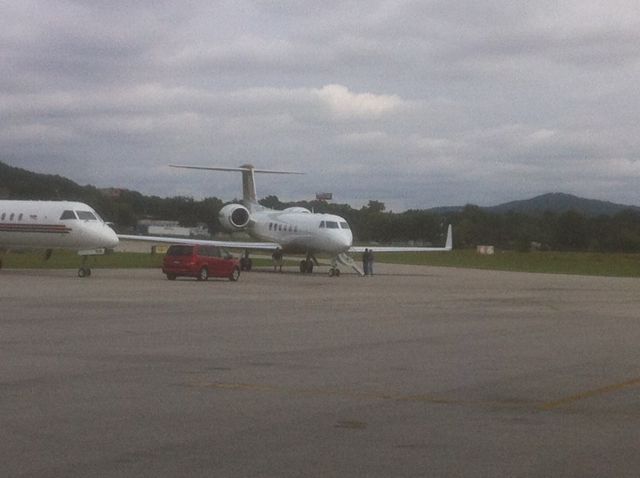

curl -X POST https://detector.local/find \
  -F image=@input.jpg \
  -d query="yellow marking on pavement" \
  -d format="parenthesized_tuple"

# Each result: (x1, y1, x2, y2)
(191, 378, 640, 412)
(540, 377, 640, 410)
(187, 381, 534, 408)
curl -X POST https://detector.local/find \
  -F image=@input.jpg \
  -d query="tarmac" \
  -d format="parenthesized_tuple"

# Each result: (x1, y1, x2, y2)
(1, 264, 639, 477)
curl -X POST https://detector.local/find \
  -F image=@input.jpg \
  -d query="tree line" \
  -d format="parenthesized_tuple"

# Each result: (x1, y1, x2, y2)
(260, 197, 640, 253)
(2, 161, 640, 252)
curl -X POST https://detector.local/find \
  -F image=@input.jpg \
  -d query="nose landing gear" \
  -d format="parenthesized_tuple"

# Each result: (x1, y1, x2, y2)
(78, 255, 92, 278)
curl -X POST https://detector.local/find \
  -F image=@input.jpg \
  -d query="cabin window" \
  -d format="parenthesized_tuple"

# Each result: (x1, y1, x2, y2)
(340, 222, 350, 229)
(10, 213, 15, 221)
(18, 213, 23, 221)
(269, 223, 273, 231)
(60, 210, 77, 220)
(76, 211, 97, 220)
(1, 213, 5, 220)
(325, 221, 339, 229)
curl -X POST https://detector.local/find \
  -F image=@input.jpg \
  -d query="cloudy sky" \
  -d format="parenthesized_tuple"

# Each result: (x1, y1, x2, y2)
(2, 1, 640, 210)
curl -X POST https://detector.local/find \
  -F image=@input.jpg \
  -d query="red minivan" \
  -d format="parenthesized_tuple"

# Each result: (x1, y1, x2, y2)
(163, 244, 241, 281)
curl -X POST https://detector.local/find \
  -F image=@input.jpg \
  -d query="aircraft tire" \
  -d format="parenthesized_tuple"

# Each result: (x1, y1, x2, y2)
(78, 267, 91, 278)
(197, 267, 209, 281)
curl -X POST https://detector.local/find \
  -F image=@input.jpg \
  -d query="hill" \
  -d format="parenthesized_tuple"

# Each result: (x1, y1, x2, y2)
(429, 193, 640, 217)
(0, 161, 87, 200)
(487, 193, 640, 217)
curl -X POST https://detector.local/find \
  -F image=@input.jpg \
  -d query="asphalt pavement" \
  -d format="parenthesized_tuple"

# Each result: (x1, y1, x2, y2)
(1, 264, 639, 477)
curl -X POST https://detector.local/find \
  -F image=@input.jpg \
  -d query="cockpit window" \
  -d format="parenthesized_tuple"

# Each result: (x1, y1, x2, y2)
(340, 222, 350, 230)
(325, 221, 339, 229)
(76, 211, 97, 220)
(60, 210, 77, 220)
(319, 221, 325, 228)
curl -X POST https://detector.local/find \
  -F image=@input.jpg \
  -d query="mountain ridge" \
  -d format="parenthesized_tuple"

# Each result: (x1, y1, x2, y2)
(428, 192, 640, 217)
(1, 161, 638, 217)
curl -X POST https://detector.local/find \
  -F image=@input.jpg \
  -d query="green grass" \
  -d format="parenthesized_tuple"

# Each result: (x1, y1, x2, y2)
(1, 251, 278, 270)
(2, 250, 164, 269)
(376, 250, 640, 278)
(3, 249, 640, 278)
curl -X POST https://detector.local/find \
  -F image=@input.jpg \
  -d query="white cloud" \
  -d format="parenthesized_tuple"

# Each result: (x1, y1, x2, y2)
(313, 84, 404, 119)
(1, 0, 640, 209)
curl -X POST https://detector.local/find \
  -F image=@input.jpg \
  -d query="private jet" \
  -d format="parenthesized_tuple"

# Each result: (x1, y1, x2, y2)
(119, 165, 452, 276)
(0, 200, 119, 277)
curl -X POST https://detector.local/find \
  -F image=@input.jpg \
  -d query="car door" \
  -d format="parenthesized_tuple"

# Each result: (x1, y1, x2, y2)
(208, 246, 225, 277)
(197, 245, 218, 277)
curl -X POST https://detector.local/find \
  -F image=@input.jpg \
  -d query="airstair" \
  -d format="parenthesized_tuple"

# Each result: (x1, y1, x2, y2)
(337, 253, 365, 276)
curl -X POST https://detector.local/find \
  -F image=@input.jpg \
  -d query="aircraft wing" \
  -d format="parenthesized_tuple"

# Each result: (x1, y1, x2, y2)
(349, 225, 453, 253)
(117, 234, 280, 251)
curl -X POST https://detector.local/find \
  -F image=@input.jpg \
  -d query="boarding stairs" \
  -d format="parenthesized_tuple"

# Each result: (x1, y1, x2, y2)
(337, 253, 365, 277)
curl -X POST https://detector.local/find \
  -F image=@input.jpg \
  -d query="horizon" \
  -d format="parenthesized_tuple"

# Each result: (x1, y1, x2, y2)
(2, 2, 639, 210)
(3, 160, 639, 213)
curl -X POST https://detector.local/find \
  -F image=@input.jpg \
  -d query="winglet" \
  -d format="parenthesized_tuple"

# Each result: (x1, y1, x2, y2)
(445, 224, 453, 251)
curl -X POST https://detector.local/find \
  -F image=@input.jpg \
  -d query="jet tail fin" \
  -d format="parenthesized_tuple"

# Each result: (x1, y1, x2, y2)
(170, 164, 304, 206)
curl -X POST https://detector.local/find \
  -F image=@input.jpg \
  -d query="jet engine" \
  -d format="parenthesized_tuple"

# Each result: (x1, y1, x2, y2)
(218, 203, 251, 231)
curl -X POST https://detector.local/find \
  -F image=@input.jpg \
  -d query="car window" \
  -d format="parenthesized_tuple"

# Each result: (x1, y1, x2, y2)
(167, 245, 194, 256)
(200, 246, 221, 257)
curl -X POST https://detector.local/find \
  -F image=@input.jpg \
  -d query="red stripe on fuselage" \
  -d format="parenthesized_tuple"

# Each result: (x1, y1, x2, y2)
(0, 223, 72, 234)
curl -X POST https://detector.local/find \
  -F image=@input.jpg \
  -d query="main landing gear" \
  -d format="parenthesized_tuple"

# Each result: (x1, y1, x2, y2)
(299, 252, 318, 274)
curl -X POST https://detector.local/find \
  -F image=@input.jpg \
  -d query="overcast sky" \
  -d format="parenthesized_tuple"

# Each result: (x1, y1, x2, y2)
(2, 0, 639, 210)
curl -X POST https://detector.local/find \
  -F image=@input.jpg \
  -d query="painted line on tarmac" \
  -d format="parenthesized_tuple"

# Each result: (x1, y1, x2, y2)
(540, 377, 640, 411)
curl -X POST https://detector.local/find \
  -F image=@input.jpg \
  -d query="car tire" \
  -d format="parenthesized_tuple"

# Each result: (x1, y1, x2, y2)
(229, 267, 240, 282)
(197, 267, 209, 281)
(166, 273, 176, 280)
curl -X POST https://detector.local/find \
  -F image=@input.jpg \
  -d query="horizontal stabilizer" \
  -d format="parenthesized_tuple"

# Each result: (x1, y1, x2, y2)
(169, 164, 304, 205)
(169, 165, 304, 175)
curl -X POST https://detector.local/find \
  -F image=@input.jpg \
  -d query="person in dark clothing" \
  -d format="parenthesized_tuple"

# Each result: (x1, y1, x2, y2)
(362, 249, 370, 276)
(367, 249, 374, 276)
(272, 247, 284, 272)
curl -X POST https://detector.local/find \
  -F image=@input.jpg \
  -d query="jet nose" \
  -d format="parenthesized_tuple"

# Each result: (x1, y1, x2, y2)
(336, 230, 352, 251)
(104, 225, 119, 249)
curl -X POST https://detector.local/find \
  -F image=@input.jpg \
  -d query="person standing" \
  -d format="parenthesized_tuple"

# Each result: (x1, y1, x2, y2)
(367, 249, 374, 276)
(362, 249, 370, 276)
(272, 247, 283, 272)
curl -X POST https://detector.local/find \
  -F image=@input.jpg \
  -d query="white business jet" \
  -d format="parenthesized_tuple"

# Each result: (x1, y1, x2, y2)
(119, 164, 452, 276)
(0, 200, 119, 277)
